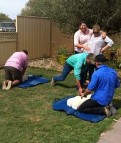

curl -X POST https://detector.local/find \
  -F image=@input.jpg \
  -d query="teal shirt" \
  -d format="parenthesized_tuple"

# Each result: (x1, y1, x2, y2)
(66, 53, 88, 80)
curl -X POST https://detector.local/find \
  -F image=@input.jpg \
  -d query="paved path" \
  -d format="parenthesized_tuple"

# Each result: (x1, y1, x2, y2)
(98, 117, 121, 143)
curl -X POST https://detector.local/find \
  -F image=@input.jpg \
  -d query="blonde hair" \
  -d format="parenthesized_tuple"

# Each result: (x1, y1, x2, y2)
(93, 25, 100, 33)
(87, 53, 95, 62)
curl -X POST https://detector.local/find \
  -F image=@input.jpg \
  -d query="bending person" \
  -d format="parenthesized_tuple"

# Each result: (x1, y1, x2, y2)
(2, 50, 28, 90)
(51, 53, 95, 96)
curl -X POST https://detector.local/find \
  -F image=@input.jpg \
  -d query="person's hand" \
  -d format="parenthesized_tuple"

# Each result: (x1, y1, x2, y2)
(100, 47, 106, 53)
(100, 49, 104, 53)
(80, 93, 85, 99)
(82, 45, 91, 52)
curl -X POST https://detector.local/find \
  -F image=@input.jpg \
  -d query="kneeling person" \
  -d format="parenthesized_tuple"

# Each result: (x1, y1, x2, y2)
(78, 54, 120, 117)
(2, 50, 28, 90)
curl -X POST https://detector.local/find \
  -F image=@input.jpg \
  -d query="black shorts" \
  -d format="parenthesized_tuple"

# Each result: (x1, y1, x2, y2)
(5, 66, 22, 81)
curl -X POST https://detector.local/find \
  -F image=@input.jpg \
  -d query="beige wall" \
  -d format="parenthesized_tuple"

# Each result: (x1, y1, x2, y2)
(0, 32, 17, 66)
(51, 23, 74, 57)
(0, 16, 74, 66)
(16, 16, 51, 59)
(16, 16, 74, 60)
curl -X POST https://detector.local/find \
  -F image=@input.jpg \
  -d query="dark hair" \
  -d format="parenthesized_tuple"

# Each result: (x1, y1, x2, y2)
(79, 19, 87, 26)
(22, 50, 28, 55)
(95, 54, 107, 63)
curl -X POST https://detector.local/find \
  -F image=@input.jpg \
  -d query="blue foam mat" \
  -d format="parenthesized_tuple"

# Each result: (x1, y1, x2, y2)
(52, 95, 106, 123)
(18, 75, 49, 88)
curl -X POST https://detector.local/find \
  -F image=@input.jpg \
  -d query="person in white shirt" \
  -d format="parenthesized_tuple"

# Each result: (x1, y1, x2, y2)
(84, 25, 114, 82)
(74, 20, 92, 53)
(84, 25, 114, 55)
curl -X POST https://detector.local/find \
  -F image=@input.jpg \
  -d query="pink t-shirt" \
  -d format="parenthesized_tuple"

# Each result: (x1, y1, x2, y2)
(74, 28, 93, 52)
(5, 52, 28, 72)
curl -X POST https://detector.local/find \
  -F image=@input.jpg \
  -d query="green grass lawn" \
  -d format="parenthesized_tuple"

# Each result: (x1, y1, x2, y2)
(0, 68, 121, 143)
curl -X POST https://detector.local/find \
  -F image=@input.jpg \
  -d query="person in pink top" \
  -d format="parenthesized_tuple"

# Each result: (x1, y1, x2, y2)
(74, 20, 92, 54)
(2, 50, 28, 90)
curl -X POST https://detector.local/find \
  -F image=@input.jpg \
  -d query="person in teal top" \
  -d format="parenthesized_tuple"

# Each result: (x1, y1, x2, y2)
(51, 53, 95, 95)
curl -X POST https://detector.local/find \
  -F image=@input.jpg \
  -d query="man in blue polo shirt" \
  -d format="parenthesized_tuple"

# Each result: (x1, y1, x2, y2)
(51, 53, 95, 96)
(78, 54, 120, 117)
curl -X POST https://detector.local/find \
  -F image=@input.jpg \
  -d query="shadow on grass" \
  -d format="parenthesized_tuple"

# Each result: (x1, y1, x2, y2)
(113, 99, 121, 109)
(34, 74, 43, 77)
(55, 83, 76, 88)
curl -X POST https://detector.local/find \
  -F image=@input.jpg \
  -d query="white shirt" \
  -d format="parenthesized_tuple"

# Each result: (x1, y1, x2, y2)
(84, 35, 114, 55)
(74, 28, 93, 52)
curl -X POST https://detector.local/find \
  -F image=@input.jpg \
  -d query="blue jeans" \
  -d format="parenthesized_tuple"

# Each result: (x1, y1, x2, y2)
(53, 62, 87, 87)
(53, 62, 73, 82)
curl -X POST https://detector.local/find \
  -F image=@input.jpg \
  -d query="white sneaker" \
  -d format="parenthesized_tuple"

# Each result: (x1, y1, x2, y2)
(109, 102, 117, 115)
(6, 81, 12, 90)
(104, 106, 111, 117)
(51, 78, 56, 86)
(2, 81, 6, 90)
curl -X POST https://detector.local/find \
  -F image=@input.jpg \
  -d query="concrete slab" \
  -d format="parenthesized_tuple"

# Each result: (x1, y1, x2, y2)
(98, 118, 121, 143)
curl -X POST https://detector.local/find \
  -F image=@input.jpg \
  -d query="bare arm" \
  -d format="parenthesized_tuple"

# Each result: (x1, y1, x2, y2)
(76, 79, 83, 96)
(75, 43, 91, 52)
(22, 67, 26, 75)
(100, 36, 114, 53)
(100, 44, 110, 53)
(82, 88, 92, 97)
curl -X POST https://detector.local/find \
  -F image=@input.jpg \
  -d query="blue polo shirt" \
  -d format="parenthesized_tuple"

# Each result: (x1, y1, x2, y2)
(66, 53, 88, 80)
(88, 65, 120, 106)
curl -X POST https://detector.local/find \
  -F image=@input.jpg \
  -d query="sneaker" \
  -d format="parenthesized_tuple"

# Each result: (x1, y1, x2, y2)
(104, 106, 111, 117)
(51, 78, 56, 86)
(2, 81, 6, 90)
(6, 81, 12, 90)
(109, 102, 117, 115)
(110, 105, 117, 115)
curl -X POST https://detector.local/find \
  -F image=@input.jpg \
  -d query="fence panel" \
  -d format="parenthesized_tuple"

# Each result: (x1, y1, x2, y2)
(51, 23, 73, 57)
(17, 16, 51, 60)
(0, 32, 17, 66)
(17, 16, 74, 59)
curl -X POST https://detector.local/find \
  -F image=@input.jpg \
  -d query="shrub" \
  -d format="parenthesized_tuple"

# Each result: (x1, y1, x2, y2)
(57, 45, 69, 65)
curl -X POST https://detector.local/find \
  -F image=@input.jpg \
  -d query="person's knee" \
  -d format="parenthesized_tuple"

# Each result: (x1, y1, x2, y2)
(12, 80, 21, 86)
(60, 76, 66, 81)
(78, 105, 86, 112)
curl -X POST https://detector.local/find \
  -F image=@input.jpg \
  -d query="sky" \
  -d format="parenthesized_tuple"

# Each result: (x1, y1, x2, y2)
(0, 0, 29, 19)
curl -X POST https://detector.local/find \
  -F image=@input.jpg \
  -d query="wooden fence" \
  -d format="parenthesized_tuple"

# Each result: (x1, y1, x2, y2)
(0, 16, 74, 66)
(16, 16, 73, 59)
(0, 32, 17, 66)
(0, 16, 121, 66)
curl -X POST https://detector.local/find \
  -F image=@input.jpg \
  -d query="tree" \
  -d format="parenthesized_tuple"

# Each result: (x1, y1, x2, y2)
(0, 13, 11, 22)
(21, 0, 47, 17)
(20, 0, 121, 34)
